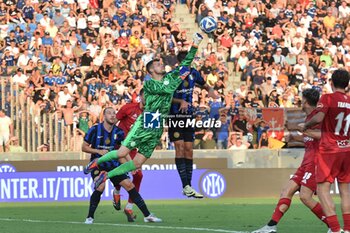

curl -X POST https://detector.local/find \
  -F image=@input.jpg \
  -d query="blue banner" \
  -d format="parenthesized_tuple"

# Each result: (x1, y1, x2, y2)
(0, 170, 227, 202)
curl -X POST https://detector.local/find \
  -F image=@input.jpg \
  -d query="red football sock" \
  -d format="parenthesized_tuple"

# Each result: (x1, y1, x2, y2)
(128, 170, 143, 204)
(343, 213, 350, 231)
(271, 198, 292, 223)
(311, 203, 328, 225)
(326, 215, 341, 232)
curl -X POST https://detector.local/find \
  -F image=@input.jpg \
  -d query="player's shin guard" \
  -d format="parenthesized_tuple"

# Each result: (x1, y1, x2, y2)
(326, 215, 341, 232)
(87, 190, 103, 218)
(108, 160, 136, 178)
(184, 158, 193, 187)
(128, 170, 143, 204)
(175, 158, 188, 188)
(270, 198, 291, 226)
(127, 188, 150, 217)
(98, 150, 118, 164)
(343, 213, 350, 231)
(311, 203, 328, 226)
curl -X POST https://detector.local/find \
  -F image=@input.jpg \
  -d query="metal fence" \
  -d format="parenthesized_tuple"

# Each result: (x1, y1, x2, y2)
(1, 77, 305, 153)
(1, 77, 82, 152)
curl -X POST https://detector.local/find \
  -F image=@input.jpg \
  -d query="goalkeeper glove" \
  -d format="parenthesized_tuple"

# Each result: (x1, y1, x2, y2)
(192, 33, 203, 46)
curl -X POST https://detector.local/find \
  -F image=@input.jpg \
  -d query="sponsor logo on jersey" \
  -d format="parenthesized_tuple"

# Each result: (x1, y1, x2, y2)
(175, 88, 193, 94)
(304, 136, 314, 142)
(200, 171, 226, 198)
(337, 140, 350, 148)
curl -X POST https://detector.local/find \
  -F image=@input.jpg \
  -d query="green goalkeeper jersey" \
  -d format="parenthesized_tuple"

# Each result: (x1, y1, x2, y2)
(142, 46, 198, 126)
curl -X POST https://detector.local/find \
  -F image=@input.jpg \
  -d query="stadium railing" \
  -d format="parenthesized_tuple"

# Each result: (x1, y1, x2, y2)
(1, 77, 80, 152)
(1, 78, 305, 152)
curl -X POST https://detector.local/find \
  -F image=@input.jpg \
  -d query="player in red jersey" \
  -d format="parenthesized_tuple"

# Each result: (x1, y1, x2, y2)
(304, 69, 350, 233)
(112, 90, 143, 222)
(253, 89, 328, 233)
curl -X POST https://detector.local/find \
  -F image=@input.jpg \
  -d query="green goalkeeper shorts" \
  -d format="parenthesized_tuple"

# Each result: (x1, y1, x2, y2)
(122, 119, 163, 158)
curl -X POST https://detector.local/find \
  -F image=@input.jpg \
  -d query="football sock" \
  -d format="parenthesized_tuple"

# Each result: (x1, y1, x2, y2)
(175, 158, 188, 188)
(184, 158, 193, 187)
(326, 215, 341, 232)
(269, 198, 291, 225)
(113, 188, 120, 207)
(125, 202, 134, 210)
(98, 150, 118, 164)
(311, 203, 328, 225)
(127, 188, 150, 217)
(107, 160, 136, 178)
(343, 213, 350, 231)
(132, 170, 143, 192)
(87, 190, 102, 218)
(128, 170, 143, 203)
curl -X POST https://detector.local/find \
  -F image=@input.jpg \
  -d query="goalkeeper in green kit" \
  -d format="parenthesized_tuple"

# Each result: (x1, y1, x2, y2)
(84, 33, 204, 189)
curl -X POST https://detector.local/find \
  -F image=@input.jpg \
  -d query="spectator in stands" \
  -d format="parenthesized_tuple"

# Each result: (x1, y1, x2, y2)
(2, 0, 350, 152)
(0, 109, 13, 152)
(228, 136, 250, 150)
(227, 132, 238, 149)
(216, 113, 231, 149)
(201, 130, 216, 149)
(233, 114, 248, 137)
(258, 131, 270, 149)
(37, 143, 50, 152)
(193, 114, 205, 149)
(6, 136, 25, 152)
(12, 68, 28, 88)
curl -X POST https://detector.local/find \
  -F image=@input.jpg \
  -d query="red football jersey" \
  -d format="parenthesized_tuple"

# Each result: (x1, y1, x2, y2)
(116, 103, 142, 135)
(317, 92, 350, 154)
(301, 109, 320, 166)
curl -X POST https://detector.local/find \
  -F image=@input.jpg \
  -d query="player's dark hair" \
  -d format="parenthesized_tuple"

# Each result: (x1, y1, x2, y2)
(146, 59, 160, 74)
(103, 107, 114, 115)
(302, 88, 320, 107)
(331, 69, 350, 89)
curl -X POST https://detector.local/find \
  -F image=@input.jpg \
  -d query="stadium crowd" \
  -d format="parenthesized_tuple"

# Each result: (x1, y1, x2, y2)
(1, 0, 350, 152)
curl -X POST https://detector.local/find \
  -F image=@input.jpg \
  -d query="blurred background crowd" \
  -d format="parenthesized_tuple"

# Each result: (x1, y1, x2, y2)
(0, 0, 350, 152)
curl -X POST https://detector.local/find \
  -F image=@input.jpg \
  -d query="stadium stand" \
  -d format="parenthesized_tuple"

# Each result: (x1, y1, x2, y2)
(0, 0, 349, 152)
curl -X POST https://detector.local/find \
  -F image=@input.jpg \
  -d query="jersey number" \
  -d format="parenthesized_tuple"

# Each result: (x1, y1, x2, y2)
(302, 172, 312, 184)
(335, 112, 350, 136)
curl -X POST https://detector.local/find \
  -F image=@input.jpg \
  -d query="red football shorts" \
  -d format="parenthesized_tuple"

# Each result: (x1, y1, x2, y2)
(129, 149, 138, 159)
(316, 152, 350, 183)
(291, 163, 317, 192)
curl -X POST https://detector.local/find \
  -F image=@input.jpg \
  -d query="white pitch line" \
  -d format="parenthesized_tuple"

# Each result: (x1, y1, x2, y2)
(0, 218, 249, 233)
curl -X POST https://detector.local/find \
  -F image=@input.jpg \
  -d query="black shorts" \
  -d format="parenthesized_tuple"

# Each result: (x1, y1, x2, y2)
(90, 169, 129, 187)
(168, 117, 195, 142)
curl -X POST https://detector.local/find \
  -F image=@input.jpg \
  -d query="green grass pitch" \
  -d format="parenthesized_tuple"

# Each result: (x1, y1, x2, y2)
(0, 198, 340, 233)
